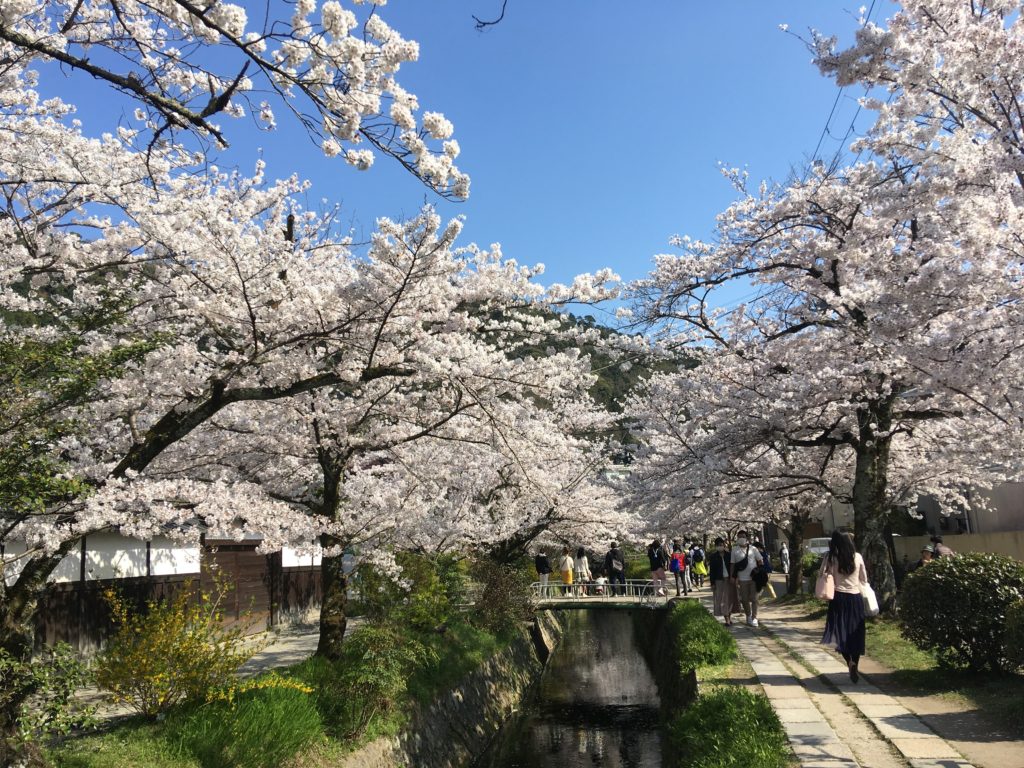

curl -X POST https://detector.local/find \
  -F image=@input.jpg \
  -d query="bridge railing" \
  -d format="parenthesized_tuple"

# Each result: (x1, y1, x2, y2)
(529, 579, 669, 604)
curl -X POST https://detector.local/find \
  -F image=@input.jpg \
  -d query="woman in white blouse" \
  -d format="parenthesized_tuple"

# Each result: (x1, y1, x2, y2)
(574, 546, 592, 596)
(819, 530, 869, 683)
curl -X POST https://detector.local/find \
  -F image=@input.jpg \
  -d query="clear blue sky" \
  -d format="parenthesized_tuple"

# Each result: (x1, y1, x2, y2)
(53, 1, 896, 314)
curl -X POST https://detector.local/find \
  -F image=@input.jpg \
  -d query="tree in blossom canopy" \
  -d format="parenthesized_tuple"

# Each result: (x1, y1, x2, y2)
(628, 0, 1024, 609)
(0, 1, 623, 754)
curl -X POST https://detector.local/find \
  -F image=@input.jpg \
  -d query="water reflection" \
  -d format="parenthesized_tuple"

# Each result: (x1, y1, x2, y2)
(479, 610, 662, 768)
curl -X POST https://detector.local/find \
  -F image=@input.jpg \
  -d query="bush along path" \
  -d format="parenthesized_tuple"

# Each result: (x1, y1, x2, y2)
(694, 588, 977, 768)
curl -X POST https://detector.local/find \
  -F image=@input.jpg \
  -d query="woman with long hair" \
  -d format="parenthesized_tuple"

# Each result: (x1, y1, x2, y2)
(820, 530, 869, 682)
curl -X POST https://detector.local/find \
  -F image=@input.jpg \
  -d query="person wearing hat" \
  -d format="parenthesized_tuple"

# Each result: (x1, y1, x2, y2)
(908, 544, 934, 573)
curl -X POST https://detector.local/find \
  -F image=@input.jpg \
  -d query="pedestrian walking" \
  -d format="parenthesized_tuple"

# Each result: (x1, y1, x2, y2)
(730, 529, 764, 627)
(709, 537, 733, 625)
(690, 542, 707, 588)
(558, 546, 574, 595)
(819, 530, 869, 683)
(930, 535, 956, 559)
(604, 541, 626, 596)
(670, 540, 688, 596)
(780, 542, 790, 575)
(755, 541, 776, 599)
(534, 550, 552, 597)
(574, 546, 592, 596)
(647, 538, 668, 596)
(907, 544, 933, 573)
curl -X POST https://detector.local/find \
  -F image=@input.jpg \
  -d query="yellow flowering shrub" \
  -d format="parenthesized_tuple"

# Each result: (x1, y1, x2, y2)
(94, 579, 265, 718)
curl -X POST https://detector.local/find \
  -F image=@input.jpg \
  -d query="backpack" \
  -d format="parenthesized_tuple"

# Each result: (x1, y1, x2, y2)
(693, 548, 705, 563)
(669, 552, 685, 573)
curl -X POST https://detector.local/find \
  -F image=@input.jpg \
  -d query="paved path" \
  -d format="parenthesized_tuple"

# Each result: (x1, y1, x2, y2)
(697, 585, 1004, 768)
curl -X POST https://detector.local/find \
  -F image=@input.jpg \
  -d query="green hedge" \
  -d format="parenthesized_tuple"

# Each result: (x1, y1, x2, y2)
(1006, 600, 1024, 671)
(668, 687, 788, 768)
(899, 552, 1024, 671)
(667, 599, 737, 671)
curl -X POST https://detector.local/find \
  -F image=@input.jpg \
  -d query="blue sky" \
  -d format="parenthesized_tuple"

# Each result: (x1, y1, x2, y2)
(53, 1, 895, 316)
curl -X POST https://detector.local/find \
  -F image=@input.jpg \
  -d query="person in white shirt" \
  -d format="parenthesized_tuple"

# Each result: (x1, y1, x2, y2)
(819, 530, 869, 682)
(558, 547, 574, 596)
(573, 546, 592, 596)
(730, 529, 764, 627)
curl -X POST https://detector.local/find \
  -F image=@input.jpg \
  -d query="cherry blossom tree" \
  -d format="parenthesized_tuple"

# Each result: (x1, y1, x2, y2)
(629, 0, 1024, 610)
(0, 0, 470, 196)
(0, 3, 622, 754)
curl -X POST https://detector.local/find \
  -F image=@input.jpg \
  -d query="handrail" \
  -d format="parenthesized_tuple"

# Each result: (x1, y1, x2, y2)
(529, 579, 671, 605)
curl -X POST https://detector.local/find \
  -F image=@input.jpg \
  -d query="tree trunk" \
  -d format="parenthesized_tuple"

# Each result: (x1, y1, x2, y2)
(786, 513, 806, 596)
(316, 550, 348, 661)
(0, 551, 64, 767)
(851, 401, 898, 613)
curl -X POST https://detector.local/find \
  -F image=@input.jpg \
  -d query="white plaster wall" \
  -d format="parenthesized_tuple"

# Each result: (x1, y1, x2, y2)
(150, 536, 200, 576)
(282, 544, 322, 568)
(84, 532, 147, 580)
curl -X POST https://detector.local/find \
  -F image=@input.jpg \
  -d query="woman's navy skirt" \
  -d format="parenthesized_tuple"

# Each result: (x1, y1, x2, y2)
(821, 590, 865, 657)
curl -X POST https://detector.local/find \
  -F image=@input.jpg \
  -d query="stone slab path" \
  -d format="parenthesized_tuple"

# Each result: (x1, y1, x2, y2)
(696, 587, 1008, 768)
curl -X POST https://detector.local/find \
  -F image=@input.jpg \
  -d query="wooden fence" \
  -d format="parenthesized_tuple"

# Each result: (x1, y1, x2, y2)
(36, 541, 322, 655)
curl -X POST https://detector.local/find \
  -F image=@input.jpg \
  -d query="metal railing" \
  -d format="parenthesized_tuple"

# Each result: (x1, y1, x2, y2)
(529, 579, 673, 606)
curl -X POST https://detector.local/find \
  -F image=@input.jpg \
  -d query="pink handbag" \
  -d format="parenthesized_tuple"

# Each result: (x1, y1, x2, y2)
(814, 556, 835, 600)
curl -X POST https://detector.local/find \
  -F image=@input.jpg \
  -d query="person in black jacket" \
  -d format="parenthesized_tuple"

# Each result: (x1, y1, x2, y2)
(647, 538, 668, 596)
(604, 542, 626, 596)
(534, 551, 552, 597)
(709, 537, 734, 625)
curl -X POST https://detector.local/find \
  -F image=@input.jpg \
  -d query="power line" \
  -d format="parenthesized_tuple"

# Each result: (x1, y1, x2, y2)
(808, 0, 878, 169)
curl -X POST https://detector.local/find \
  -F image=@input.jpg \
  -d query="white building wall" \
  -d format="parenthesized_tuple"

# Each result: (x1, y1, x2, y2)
(282, 544, 322, 568)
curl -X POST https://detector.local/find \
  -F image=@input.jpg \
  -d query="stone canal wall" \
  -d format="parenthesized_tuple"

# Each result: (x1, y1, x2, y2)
(336, 610, 564, 768)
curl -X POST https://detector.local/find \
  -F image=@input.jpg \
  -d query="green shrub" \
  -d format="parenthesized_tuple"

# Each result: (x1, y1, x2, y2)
(899, 552, 1024, 671)
(349, 553, 466, 630)
(94, 581, 260, 718)
(1005, 600, 1024, 671)
(801, 551, 822, 577)
(668, 687, 788, 768)
(293, 623, 435, 740)
(167, 679, 322, 768)
(667, 600, 737, 671)
(470, 557, 533, 634)
(0, 642, 94, 749)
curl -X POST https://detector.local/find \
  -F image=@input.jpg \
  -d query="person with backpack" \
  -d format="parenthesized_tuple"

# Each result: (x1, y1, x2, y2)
(690, 542, 707, 588)
(648, 538, 669, 596)
(730, 529, 764, 627)
(670, 540, 688, 596)
(604, 541, 626, 596)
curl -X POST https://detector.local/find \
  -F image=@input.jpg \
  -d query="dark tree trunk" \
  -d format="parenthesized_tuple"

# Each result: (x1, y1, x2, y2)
(851, 400, 898, 613)
(786, 512, 806, 596)
(0, 544, 74, 766)
(316, 550, 348, 662)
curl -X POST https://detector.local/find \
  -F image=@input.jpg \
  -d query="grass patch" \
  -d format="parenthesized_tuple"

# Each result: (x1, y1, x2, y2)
(663, 602, 790, 768)
(50, 719, 195, 768)
(407, 621, 505, 703)
(866, 616, 1024, 736)
(773, 592, 828, 620)
(668, 687, 788, 768)
(667, 599, 737, 671)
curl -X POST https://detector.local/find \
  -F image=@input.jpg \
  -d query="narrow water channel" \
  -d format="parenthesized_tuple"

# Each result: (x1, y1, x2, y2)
(478, 609, 663, 768)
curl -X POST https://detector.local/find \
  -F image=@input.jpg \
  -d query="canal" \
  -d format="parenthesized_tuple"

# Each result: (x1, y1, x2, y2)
(478, 609, 663, 768)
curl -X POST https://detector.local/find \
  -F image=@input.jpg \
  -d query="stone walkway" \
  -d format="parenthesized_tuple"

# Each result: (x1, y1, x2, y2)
(696, 584, 1023, 768)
